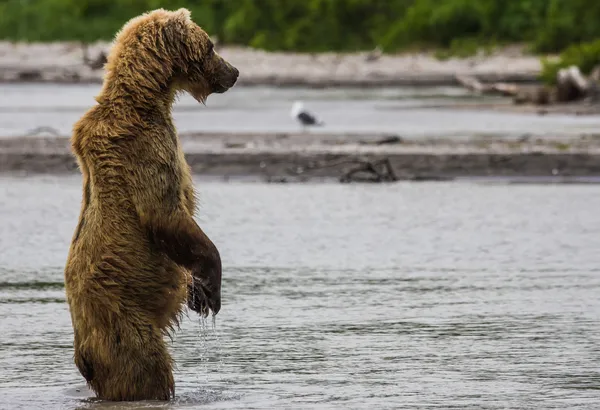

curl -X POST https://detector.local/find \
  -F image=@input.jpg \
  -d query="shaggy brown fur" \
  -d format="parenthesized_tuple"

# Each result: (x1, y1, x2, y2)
(63, 8, 238, 401)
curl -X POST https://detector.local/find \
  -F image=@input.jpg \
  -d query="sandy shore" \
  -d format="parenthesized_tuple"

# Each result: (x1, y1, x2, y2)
(0, 42, 543, 87)
(3, 132, 600, 182)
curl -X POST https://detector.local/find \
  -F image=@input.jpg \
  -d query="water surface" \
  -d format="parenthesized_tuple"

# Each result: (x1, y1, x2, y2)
(1, 176, 600, 409)
(1, 84, 600, 138)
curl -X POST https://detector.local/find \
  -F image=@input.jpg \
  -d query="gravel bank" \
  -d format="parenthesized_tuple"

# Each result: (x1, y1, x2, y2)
(0, 42, 543, 87)
(3, 132, 600, 182)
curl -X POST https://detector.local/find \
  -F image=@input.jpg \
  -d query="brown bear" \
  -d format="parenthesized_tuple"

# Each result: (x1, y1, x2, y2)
(63, 8, 238, 401)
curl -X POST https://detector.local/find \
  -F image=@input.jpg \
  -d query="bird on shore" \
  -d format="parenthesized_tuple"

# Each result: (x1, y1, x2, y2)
(291, 101, 324, 131)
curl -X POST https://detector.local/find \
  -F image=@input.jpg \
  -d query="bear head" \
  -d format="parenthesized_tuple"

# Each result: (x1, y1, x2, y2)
(102, 8, 239, 104)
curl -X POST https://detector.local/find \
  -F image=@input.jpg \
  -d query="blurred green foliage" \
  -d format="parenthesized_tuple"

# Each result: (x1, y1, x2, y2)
(0, 0, 599, 55)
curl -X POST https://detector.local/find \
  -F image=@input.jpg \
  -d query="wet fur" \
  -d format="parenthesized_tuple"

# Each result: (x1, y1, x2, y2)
(63, 8, 237, 401)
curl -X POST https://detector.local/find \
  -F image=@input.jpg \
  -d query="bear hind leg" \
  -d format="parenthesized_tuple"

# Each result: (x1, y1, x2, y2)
(77, 323, 175, 401)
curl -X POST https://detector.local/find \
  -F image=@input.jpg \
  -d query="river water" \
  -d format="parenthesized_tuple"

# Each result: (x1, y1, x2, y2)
(2, 83, 600, 138)
(1, 175, 600, 409)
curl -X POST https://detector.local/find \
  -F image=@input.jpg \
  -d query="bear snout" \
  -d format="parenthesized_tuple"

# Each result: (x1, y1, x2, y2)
(223, 65, 239, 87)
(206, 54, 238, 92)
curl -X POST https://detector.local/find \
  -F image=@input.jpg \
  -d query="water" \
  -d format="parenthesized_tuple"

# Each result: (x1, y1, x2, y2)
(1, 175, 600, 409)
(2, 83, 600, 138)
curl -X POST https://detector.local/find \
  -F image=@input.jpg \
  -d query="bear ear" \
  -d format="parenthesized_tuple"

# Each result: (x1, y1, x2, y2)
(173, 8, 192, 23)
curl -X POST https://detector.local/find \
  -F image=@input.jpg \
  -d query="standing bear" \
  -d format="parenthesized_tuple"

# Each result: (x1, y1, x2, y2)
(63, 8, 238, 401)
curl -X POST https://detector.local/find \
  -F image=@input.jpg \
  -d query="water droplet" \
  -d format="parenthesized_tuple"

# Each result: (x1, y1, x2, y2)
(211, 314, 224, 379)
(198, 315, 209, 383)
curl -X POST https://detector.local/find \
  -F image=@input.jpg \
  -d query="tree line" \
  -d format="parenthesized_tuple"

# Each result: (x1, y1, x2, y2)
(0, 0, 598, 55)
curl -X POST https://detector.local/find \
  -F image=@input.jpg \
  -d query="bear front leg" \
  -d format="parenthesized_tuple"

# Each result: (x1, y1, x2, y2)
(142, 211, 222, 316)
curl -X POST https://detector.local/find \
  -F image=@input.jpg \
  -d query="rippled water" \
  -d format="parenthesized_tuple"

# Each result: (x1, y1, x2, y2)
(1, 175, 600, 409)
(2, 83, 600, 138)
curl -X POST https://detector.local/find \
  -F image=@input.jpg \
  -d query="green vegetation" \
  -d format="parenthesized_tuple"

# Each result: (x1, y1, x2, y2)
(0, 0, 600, 56)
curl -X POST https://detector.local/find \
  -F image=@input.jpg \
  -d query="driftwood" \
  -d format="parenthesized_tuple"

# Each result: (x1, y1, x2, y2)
(24, 126, 60, 137)
(82, 44, 108, 70)
(555, 66, 589, 102)
(455, 75, 519, 97)
(281, 156, 398, 183)
(457, 64, 600, 106)
(512, 86, 553, 106)
(364, 46, 383, 63)
(340, 158, 397, 183)
(359, 135, 404, 145)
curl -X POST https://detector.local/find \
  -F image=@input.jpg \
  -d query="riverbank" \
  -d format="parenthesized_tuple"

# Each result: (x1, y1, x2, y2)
(3, 132, 600, 182)
(0, 42, 543, 87)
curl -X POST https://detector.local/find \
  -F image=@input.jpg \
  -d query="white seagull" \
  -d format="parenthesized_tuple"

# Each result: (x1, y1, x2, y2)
(291, 101, 324, 131)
